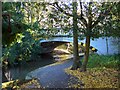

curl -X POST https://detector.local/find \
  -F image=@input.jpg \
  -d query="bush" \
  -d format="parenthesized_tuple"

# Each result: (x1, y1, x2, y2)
(2, 31, 44, 66)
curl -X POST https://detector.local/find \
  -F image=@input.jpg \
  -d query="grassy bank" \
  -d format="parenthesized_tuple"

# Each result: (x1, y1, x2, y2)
(65, 54, 119, 88)
(87, 54, 119, 69)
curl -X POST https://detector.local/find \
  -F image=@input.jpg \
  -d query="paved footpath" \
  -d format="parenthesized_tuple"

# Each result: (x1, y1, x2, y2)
(26, 60, 82, 88)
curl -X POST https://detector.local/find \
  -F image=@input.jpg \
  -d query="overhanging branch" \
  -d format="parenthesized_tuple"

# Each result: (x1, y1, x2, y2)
(55, 2, 73, 17)
(77, 1, 87, 28)
(49, 2, 88, 27)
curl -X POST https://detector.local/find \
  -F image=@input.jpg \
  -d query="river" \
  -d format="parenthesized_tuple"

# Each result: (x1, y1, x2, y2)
(2, 37, 119, 82)
(2, 54, 55, 82)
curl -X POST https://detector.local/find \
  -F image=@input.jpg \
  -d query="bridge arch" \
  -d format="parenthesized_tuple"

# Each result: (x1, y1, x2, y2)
(39, 40, 98, 54)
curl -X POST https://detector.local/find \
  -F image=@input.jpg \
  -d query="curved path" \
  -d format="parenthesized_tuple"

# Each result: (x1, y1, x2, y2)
(26, 59, 83, 88)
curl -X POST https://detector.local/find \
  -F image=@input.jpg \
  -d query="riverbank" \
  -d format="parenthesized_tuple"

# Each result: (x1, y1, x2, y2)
(2, 78, 41, 89)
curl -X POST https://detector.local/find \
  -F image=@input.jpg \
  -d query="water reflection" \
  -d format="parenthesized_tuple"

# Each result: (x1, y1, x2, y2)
(2, 53, 55, 82)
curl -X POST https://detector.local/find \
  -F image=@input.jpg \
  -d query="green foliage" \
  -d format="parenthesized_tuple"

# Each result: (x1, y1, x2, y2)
(2, 31, 44, 66)
(2, 2, 29, 46)
(2, 2, 49, 65)
(86, 54, 119, 68)
(30, 40, 44, 60)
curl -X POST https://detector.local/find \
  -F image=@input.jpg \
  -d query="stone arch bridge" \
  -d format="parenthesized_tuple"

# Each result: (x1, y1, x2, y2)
(39, 40, 98, 54)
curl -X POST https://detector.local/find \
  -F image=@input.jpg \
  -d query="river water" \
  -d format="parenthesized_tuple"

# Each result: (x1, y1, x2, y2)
(2, 54, 55, 82)
(2, 37, 119, 82)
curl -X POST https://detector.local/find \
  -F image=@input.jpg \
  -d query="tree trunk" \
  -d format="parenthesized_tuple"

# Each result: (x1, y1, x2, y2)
(106, 37, 109, 54)
(80, 36, 90, 71)
(71, 2, 82, 70)
(80, 3, 92, 72)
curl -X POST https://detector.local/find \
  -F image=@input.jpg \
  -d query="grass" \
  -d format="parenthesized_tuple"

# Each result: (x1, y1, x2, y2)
(86, 54, 119, 69)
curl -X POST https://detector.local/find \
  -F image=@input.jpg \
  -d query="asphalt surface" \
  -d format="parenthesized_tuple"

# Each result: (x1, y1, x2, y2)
(26, 60, 81, 88)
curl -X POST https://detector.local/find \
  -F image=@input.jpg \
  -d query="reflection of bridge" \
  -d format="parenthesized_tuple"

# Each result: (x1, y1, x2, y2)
(39, 40, 98, 54)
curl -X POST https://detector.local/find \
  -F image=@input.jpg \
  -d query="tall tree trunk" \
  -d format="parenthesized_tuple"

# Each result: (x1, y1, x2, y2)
(80, 36, 90, 71)
(71, 2, 82, 70)
(80, 3, 92, 72)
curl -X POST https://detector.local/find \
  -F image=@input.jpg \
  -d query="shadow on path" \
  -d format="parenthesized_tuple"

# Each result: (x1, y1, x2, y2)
(26, 59, 82, 88)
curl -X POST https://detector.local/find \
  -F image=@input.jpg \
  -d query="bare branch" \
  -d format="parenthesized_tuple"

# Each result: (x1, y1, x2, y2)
(77, 2, 87, 28)
(78, 19, 86, 28)
(80, 1, 83, 17)
(50, 2, 73, 17)
(49, 2, 88, 27)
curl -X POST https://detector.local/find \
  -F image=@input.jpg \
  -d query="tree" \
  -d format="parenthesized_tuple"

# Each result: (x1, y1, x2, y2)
(71, 2, 82, 70)
(3, 2, 119, 71)
(2, 2, 53, 65)
(48, 2, 118, 71)
(78, 2, 115, 71)
(47, 2, 82, 69)
(2, 2, 28, 46)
